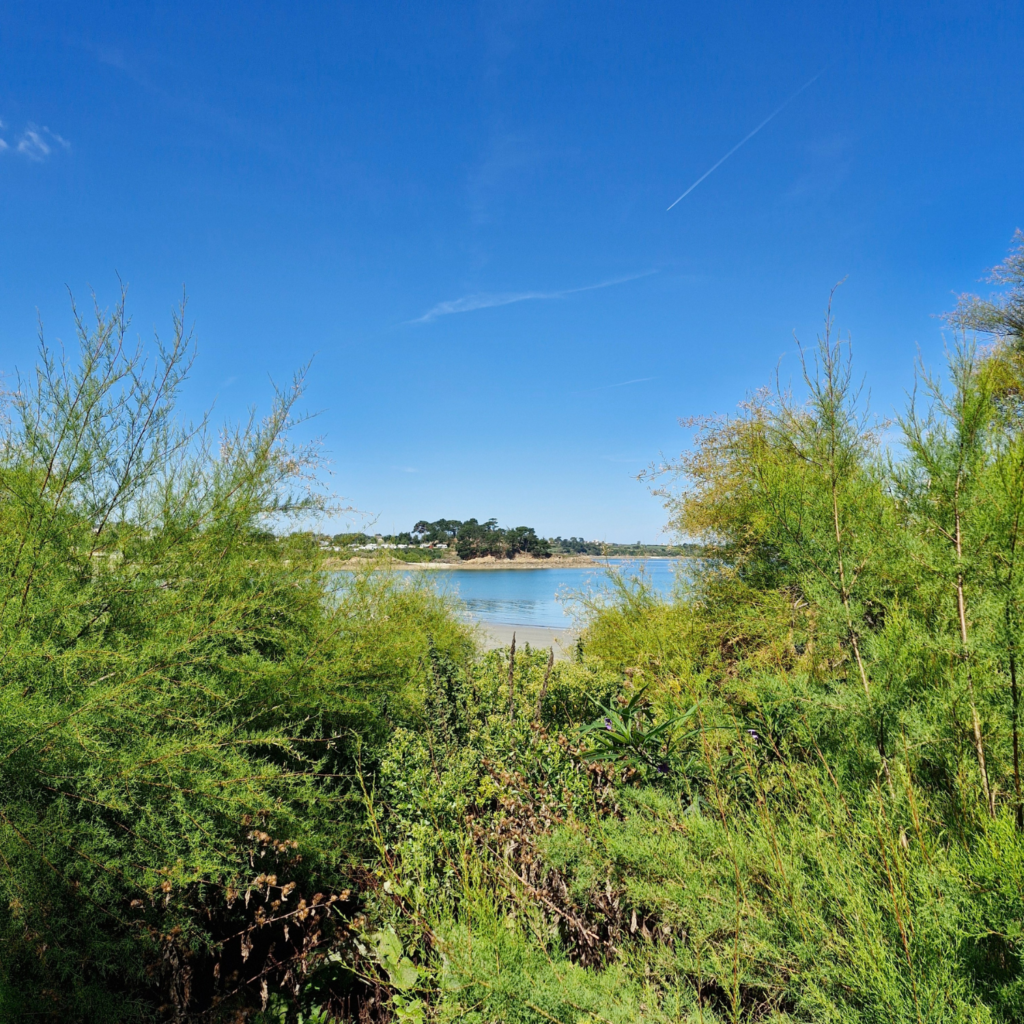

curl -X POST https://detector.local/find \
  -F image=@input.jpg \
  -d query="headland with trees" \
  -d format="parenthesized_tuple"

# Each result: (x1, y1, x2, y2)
(322, 519, 701, 566)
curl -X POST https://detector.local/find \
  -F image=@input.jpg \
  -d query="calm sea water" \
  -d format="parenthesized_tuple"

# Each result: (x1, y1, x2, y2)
(404, 558, 685, 629)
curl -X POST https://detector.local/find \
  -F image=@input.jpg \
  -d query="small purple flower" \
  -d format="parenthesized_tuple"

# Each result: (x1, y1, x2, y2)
(747, 729, 760, 743)
(604, 717, 613, 731)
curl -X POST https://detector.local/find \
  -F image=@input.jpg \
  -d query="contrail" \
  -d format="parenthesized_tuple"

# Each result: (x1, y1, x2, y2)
(570, 376, 656, 395)
(667, 71, 823, 211)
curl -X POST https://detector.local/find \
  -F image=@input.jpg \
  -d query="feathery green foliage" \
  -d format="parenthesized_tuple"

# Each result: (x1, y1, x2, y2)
(0, 293, 472, 1020)
(9, 237, 1024, 1022)
(359, 242, 1024, 1023)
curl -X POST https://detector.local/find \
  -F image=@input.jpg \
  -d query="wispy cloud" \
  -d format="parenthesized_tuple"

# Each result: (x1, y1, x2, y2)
(0, 123, 71, 161)
(17, 126, 70, 161)
(410, 270, 656, 324)
(467, 132, 549, 228)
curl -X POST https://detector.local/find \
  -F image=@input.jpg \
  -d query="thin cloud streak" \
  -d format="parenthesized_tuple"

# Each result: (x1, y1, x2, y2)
(572, 376, 657, 395)
(666, 71, 823, 211)
(409, 270, 656, 324)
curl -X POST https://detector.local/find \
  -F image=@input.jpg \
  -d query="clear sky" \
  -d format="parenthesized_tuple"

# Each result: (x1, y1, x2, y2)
(1, 2, 1022, 541)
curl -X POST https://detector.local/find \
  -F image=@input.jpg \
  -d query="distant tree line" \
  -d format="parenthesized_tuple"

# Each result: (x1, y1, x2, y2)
(548, 535, 604, 555)
(413, 518, 551, 560)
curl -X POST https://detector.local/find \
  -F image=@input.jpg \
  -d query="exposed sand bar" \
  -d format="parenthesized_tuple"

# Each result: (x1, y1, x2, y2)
(474, 621, 577, 660)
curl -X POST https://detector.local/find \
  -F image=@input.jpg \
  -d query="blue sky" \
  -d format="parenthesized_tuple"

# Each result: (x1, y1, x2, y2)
(1, 1, 1022, 541)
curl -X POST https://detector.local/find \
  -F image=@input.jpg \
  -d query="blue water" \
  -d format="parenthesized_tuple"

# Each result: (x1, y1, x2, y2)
(411, 558, 685, 629)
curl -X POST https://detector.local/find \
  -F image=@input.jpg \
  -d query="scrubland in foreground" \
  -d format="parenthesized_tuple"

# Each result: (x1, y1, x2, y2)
(4, 239, 1024, 1022)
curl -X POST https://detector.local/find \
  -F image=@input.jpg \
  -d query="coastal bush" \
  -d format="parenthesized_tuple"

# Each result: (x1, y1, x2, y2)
(8, 236, 1024, 1022)
(353, 242, 1024, 1022)
(370, 650, 1023, 1021)
(0, 294, 472, 1021)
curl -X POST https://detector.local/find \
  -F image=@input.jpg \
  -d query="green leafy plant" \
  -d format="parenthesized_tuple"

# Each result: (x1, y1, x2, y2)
(579, 687, 701, 773)
(369, 930, 425, 1022)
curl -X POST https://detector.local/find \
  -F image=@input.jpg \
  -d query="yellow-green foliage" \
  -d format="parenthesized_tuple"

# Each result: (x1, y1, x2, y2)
(10, 252, 1024, 1023)
(361, 255, 1024, 1023)
(375, 596, 1023, 1022)
(0, 298, 474, 1021)
(433, 885, 676, 1024)
(327, 564, 476, 729)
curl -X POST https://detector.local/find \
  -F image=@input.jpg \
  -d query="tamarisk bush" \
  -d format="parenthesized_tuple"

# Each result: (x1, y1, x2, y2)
(9, 238, 1024, 1023)
(0, 292, 471, 1021)
(360, 239, 1024, 1022)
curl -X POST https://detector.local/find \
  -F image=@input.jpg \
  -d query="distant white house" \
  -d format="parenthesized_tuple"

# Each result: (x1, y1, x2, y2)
(351, 541, 448, 551)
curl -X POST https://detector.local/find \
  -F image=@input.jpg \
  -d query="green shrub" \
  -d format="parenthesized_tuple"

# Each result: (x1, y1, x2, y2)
(0, 296, 472, 1021)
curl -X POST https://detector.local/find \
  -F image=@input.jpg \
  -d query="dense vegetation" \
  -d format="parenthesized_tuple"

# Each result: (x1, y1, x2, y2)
(409, 518, 551, 560)
(4, 235, 1024, 1022)
(324, 521, 551, 560)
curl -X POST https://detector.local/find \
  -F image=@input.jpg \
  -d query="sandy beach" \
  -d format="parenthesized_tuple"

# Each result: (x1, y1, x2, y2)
(474, 621, 577, 660)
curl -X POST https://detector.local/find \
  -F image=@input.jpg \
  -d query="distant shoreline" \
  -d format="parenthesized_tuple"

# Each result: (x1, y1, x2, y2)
(322, 554, 692, 571)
